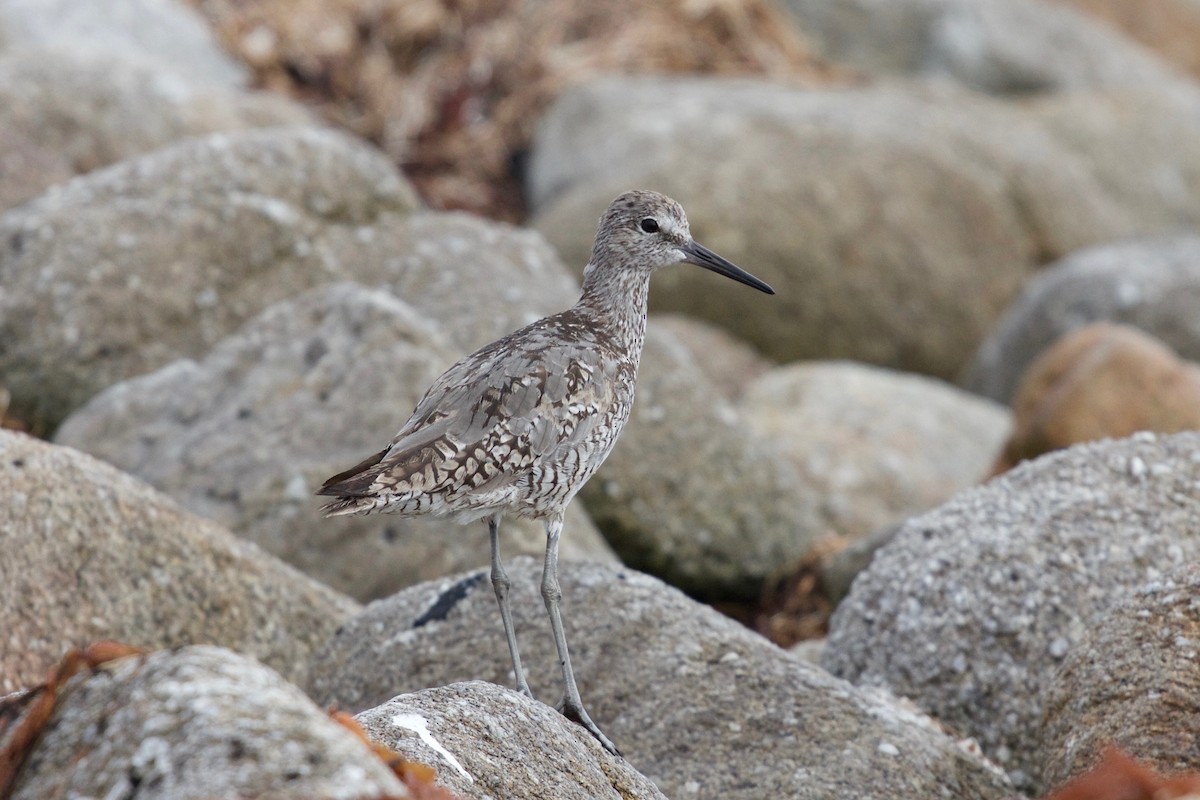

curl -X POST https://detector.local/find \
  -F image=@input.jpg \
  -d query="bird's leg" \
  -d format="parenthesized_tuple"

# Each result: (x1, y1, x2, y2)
(489, 515, 532, 699)
(541, 515, 621, 756)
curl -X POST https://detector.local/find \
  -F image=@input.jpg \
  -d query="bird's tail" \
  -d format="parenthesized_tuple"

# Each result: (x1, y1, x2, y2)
(319, 496, 381, 518)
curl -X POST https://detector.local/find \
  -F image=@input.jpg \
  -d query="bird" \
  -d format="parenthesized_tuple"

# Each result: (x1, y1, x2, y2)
(317, 190, 774, 755)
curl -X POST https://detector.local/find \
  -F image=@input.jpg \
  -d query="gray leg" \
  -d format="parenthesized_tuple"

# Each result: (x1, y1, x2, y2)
(489, 515, 532, 698)
(541, 514, 620, 756)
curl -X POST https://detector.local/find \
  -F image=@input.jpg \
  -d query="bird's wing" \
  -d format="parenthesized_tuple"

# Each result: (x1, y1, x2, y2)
(317, 331, 614, 503)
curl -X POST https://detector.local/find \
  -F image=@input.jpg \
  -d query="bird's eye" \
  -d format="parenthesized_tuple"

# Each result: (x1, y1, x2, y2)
(639, 218, 659, 234)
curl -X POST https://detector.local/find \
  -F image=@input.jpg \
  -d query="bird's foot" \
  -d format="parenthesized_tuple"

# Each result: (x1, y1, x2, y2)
(557, 696, 621, 757)
(515, 679, 534, 700)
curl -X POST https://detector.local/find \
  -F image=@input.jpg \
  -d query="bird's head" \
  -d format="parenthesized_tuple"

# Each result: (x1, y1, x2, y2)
(586, 190, 774, 294)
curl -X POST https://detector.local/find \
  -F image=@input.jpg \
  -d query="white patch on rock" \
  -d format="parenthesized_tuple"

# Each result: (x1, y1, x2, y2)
(390, 712, 472, 782)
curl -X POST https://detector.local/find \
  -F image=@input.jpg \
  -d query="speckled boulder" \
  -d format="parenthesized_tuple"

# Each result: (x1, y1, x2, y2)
(0, 430, 358, 694)
(994, 323, 1200, 472)
(0, 126, 419, 431)
(8, 645, 406, 800)
(310, 559, 1014, 799)
(0, 46, 309, 212)
(0, 0, 247, 87)
(580, 325, 821, 601)
(823, 431, 1200, 792)
(56, 283, 613, 601)
(739, 361, 1010, 545)
(966, 235, 1200, 403)
(779, 0, 1189, 93)
(357, 682, 667, 800)
(531, 78, 1121, 378)
(1039, 563, 1200, 790)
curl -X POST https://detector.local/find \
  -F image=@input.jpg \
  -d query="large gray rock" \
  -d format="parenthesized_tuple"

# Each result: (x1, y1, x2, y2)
(0, 126, 421, 431)
(8, 646, 406, 800)
(530, 78, 1124, 378)
(0, 0, 247, 87)
(580, 326, 820, 601)
(1039, 563, 1200, 790)
(1022, 90, 1200, 237)
(780, 0, 1191, 94)
(740, 361, 1010, 546)
(0, 430, 358, 694)
(966, 235, 1200, 402)
(652, 313, 772, 400)
(378, 210, 585, 354)
(0, 47, 309, 213)
(310, 559, 1014, 799)
(56, 283, 613, 601)
(0, 124, 72, 213)
(823, 431, 1200, 792)
(357, 682, 667, 800)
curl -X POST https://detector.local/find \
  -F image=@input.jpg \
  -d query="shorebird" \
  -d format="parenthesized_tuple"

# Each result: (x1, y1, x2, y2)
(318, 190, 774, 754)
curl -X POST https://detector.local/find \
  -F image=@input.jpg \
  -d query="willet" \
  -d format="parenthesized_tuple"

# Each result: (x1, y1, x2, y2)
(318, 190, 774, 754)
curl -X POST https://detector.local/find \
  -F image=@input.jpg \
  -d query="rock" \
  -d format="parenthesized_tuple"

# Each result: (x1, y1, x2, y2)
(0, 0, 247, 87)
(579, 326, 821, 601)
(378, 211, 585, 354)
(740, 361, 1011, 545)
(995, 323, 1200, 472)
(779, 0, 1190, 93)
(0, 430, 358, 694)
(530, 77, 1123, 378)
(1042, 0, 1200, 79)
(0, 126, 420, 431)
(356, 682, 667, 800)
(821, 521, 904, 604)
(823, 431, 1200, 792)
(56, 283, 613, 601)
(1039, 563, 1200, 791)
(652, 313, 772, 400)
(0, 46, 310, 213)
(310, 559, 1014, 799)
(0, 124, 72, 213)
(965, 235, 1200, 403)
(7, 645, 406, 799)
(1021, 89, 1200, 237)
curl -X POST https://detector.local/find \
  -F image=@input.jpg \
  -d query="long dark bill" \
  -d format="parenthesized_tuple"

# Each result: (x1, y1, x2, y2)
(680, 240, 775, 295)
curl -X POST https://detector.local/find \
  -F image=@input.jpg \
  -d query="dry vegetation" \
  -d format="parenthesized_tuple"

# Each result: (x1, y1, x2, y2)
(189, 0, 835, 221)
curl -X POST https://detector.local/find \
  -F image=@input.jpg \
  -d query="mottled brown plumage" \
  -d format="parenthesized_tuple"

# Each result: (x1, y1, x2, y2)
(318, 190, 773, 755)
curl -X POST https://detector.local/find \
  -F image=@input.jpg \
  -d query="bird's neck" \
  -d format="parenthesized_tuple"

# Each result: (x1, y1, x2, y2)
(576, 262, 651, 354)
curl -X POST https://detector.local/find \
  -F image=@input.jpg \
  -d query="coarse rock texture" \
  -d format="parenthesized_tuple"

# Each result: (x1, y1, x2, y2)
(0, 430, 359, 694)
(7, 645, 407, 800)
(0, 0, 247, 87)
(823, 431, 1200, 792)
(994, 323, 1200, 472)
(739, 361, 1011, 545)
(56, 283, 613, 601)
(1039, 563, 1200, 791)
(0, 46, 310, 213)
(187, 0, 831, 221)
(1041, 0, 1200, 79)
(579, 326, 821, 601)
(966, 235, 1200, 403)
(779, 0, 1192, 93)
(530, 77, 1126, 378)
(357, 682, 667, 800)
(0, 126, 420, 432)
(652, 313, 772, 400)
(310, 559, 1014, 799)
